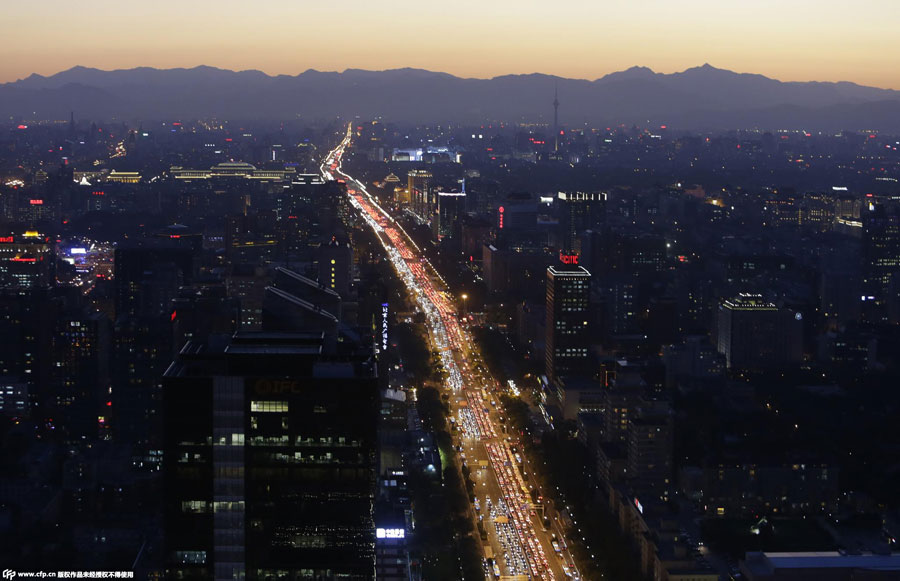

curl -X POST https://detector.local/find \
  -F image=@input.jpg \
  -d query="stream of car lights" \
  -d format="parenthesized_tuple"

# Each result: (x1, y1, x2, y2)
(323, 124, 556, 580)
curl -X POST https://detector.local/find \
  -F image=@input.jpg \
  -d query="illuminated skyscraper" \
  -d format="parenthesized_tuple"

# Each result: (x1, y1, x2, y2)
(406, 170, 432, 219)
(0, 231, 54, 290)
(861, 201, 900, 323)
(545, 265, 592, 383)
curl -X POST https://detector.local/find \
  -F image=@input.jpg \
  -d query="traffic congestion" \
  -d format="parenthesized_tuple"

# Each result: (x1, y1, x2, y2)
(322, 124, 579, 580)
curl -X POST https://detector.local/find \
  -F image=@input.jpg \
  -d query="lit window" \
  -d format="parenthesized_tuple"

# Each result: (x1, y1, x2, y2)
(250, 400, 289, 412)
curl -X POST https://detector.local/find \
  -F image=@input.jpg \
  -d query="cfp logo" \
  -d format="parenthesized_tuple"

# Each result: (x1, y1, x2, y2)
(2, 570, 16, 580)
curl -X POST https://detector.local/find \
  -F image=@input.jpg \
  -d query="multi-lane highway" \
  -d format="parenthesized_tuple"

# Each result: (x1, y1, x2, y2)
(321, 124, 581, 580)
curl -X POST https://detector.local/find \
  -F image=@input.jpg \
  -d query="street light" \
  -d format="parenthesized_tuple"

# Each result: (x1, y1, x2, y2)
(461, 293, 468, 315)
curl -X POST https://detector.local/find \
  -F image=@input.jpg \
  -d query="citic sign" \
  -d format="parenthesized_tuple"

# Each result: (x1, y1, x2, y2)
(0, 237, 13, 243)
(559, 252, 579, 265)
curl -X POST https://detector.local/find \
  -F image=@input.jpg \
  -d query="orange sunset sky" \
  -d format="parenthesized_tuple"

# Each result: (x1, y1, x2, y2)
(2, 0, 898, 88)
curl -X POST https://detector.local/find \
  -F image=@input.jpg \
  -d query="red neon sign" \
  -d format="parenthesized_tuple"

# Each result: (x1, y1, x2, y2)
(29, 199, 43, 205)
(559, 252, 579, 265)
(10, 257, 36, 262)
(0, 236, 13, 243)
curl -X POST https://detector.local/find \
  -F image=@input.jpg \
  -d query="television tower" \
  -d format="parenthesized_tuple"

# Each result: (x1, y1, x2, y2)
(553, 84, 560, 152)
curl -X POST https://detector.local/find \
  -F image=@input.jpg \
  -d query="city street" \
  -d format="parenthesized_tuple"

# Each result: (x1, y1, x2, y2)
(321, 124, 580, 580)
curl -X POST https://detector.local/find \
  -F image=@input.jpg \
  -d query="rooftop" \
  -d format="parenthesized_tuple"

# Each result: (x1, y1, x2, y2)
(722, 293, 777, 310)
(744, 551, 900, 573)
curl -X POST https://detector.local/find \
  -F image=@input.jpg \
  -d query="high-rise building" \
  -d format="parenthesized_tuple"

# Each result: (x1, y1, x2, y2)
(406, 170, 432, 219)
(0, 378, 28, 417)
(114, 244, 194, 321)
(579, 228, 664, 278)
(113, 243, 196, 452)
(52, 308, 111, 441)
(556, 192, 605, 255)
(741, 552, 900, 580)
(0, 231, 54, 290)
(626, 400, 674, 501)
(0, 288, 57, 406)
(715, 293, 803, 369)
(599, 361, 644, 444)
(662, 336, 726, 389)
(113, 317, 172, 452)
(170, 286, 241, 350)
(496, 194, 538, 237)
(224, 212, 280, 263)
(164, 332, 378, 580)
(545, 265, 592, 383)
(227, 264, 270, 330)
(861, 201, 900, 323)
(483, 244, 556, 299)
(318, 237, 353, 299)
(433, 192, 466, 241)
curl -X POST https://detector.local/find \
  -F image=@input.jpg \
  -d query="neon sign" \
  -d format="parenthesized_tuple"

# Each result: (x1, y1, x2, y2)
(29, 199, 43, 205)
(381, 303, 389, 352)
(559, 252, 579, 265)
(376, 528, 405, 539)
(498, 206, 504, 229)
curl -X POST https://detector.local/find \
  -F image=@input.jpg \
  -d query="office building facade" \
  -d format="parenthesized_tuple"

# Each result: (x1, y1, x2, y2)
(716, 293, 802, 369)
(164, 332, 378, 580)
(545, 265, 592, 383)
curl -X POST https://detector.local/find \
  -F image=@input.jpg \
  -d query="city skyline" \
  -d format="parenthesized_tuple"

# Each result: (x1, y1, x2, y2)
(3, 1, 900, 577)
(3, 0, 899, 88)
(3, 105, 900, 580)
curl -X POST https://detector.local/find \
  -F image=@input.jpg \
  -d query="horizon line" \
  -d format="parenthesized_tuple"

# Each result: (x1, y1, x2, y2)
(5, 63, 898, 92)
